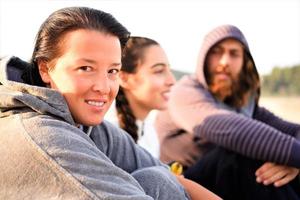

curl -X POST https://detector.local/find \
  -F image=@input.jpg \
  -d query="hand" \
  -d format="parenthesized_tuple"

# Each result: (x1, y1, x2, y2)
(160, 132, 201, 167)
(175, 175, 222, 200)
(255, 162, 299, 187)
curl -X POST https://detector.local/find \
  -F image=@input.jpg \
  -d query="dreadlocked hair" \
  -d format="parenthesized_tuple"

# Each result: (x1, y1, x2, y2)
(115, 36, 158, 142)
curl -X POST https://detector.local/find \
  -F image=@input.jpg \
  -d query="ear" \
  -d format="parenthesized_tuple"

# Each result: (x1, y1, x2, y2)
(38, 60, 51, 84)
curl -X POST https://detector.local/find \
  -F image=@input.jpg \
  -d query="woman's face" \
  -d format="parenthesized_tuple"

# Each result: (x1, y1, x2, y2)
(121, 45, 175, 115)
(39, 29, 121, 125)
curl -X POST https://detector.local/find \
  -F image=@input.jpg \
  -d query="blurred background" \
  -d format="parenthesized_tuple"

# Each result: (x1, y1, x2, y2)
(1, 0, 299, 122)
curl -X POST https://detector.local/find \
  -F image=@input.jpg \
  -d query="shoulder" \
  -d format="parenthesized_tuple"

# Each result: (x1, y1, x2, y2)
(176, 74, 203, 88)
(171, 75, 215, 104)
(21, 114, 95, 152)
(0, 113, 104, 199)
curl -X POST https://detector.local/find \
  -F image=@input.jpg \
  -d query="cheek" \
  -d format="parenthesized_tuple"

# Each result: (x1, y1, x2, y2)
(48, 73, 68, 91)
(207, 58, 216, 72)
(232, 60, 243, 77)
(54, 76, 88, 95)
(147, 79, 164, 96)
(109, 81, 120, 98)
(154, 78, 165, 90)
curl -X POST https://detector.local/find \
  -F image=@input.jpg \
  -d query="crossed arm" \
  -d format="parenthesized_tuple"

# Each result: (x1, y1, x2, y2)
(166, 76, 300, 186)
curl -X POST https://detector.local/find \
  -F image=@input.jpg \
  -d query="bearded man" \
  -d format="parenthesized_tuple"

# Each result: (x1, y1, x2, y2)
(155, 24, 300, 200)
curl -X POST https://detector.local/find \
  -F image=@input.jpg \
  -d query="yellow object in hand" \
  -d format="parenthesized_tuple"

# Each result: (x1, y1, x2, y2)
(170, 161, 183, 175)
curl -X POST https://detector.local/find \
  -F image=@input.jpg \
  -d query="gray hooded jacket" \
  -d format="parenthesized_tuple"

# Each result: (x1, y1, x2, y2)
(0, 56, 188, 200)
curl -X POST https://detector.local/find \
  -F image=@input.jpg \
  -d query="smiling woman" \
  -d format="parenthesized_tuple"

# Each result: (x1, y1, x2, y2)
(0, 6, 220, 200)
(38, 29, 122, 126)
(105, 36, 176, 158)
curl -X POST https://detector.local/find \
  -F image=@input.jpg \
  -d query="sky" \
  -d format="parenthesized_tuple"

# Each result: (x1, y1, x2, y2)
(0, 0, 299, 75)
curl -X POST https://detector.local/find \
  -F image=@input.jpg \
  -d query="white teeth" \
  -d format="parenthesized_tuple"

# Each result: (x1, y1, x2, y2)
(163, 92, 170, 97)
(87, 101, 104, 107)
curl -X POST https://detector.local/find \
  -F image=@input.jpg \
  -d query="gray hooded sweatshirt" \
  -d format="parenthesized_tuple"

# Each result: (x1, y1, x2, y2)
(156, 24, 300, 168)
(0, 56, 189, 200)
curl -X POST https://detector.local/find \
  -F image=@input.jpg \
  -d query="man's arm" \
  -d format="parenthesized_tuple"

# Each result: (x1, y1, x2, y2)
(254, 106, 300, 139)
(168, 76, 300, 168)
(155, 111, 204, 168)
(193, 113, 300, 168)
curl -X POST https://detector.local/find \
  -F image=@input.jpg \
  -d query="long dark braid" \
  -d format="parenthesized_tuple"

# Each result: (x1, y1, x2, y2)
(116, 36, 158, 142)
(116, 87, 139, 141)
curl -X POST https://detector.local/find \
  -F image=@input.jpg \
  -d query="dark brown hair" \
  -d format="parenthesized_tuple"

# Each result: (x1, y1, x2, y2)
(224, 51, 260, 108)
(116, 36, 158, 142)
(22, 7, 130, 86)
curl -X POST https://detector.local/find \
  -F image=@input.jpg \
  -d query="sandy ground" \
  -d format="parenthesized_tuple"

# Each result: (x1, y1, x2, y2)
(259, 96, 300, 123)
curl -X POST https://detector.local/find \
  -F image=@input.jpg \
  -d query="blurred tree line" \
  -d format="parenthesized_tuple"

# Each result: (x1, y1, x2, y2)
(261, 64, 300, 96)
(172, 64, 300, 96)
(171, 69, 189, 80)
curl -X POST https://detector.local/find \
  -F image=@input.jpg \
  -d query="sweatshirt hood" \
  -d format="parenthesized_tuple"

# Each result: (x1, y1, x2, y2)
(0, 56, 75, 125)
(196, 24, 259, 88)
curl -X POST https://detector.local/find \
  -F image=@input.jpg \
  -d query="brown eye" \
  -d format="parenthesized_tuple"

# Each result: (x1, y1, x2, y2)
(108, 68, 119, 74)
(78, 66, 92, 72)
(231, 51, 242, 58)
(154, 69, 164, 74)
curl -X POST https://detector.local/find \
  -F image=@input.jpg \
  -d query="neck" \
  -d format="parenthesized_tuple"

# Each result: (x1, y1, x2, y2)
(124, 91, 150, 121)
(241, 91, 251, 106)
(224, 90, 251, 109)
(130, 103, 149, 121)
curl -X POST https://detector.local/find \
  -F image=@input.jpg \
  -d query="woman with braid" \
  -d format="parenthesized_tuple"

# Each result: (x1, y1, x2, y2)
(105, 36, 175, 157)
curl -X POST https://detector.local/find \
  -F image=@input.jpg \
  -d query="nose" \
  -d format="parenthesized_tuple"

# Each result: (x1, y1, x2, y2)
(217, 53, 229, 72)
(92, 74, 110, 94)
(165, 70, 176, 86)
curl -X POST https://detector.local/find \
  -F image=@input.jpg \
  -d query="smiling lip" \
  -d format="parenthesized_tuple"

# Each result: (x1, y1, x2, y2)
(86, 100, 105, 107)
(161, 91, 170, 101)
(85, 99, 107, 110)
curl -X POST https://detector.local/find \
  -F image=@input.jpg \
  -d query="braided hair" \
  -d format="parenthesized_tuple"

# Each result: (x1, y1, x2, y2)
(116, 36, 158, 142)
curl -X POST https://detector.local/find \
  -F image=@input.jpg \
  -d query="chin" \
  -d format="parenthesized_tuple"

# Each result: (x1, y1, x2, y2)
(78, 118, 104, 126)
(215, 81, 232, 92)
(217, 88, 232, 99)
(91, 118, 104, 126)
(157, 104, 168, 111)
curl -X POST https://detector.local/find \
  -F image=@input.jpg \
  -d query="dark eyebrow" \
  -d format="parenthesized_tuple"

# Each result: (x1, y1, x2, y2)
(78, 58, 121, 67)
(79, 58, 97, 64)
(230, 48, 242, 52)
(213, 45, 223, 50)
(111, 63, 122, 67)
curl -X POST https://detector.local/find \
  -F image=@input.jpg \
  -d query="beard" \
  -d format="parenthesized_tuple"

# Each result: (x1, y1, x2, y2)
(208, 72, 236, 101)
(207, 70, 248, 108)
